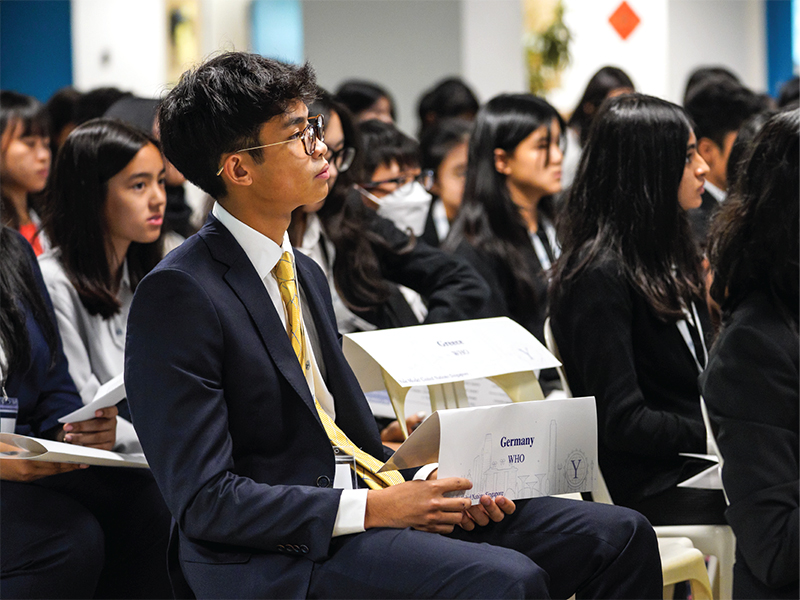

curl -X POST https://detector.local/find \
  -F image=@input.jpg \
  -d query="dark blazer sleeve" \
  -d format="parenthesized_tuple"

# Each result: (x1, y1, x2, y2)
(701, 298, 799, 589)
(369, 214, 490, 324)
(125, 265, 342, 561)
(551, 261, 705, 458)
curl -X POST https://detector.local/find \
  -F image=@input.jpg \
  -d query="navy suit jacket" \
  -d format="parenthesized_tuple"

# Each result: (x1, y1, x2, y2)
(125, 216, 391, 598)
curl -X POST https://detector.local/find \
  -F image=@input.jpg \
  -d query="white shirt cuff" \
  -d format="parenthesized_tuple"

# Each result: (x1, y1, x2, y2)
(414, 463, 438, 481)
(332, 489, 368, 537)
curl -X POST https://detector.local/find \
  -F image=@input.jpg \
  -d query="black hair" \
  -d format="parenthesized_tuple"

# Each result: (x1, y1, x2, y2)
(74, 87, 132, 126)
(417, 77, 479, 137)
(0, 226, 59, 383)
(420, 117, 472, 174)
(445, 93, 564, 305)
(358, 119, 420, 182)
(725, 109, 777, 193)
(568, 66, 634, 146)
(683, 66, 740, 105)
(684, 77, 765, 148)
(335, 80, 395, 121)
(708, 109, 799, 329)
(157, 52, 317, 200)
(44, 86, 81, 155)
(778, 76, 799, 108)
(550, 93, 703, 321)
(42, 118, 163, 318)
(0, 90, 50, 230)
(292, 90, 409, 311)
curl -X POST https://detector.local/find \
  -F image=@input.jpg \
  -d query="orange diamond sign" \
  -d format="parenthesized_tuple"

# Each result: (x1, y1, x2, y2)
(609, 1, 640, 40)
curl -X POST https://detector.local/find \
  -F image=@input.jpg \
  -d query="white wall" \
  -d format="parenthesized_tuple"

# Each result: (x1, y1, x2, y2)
(546, 0, 669, 115)
(303, 0, 462, 136)
(71, 0, 168, 98)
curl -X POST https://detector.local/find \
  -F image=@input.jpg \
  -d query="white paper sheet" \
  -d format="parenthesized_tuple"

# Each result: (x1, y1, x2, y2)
(382, 397, 597, 503)
(0, 433, 148, 468)
(58, 373, 126, 423)
(344, 317, 561, 391)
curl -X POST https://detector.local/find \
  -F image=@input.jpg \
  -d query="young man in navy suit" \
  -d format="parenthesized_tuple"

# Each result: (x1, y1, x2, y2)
(125, 52, 662, 599)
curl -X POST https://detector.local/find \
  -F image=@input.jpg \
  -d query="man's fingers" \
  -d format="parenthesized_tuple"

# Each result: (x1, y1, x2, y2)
(496, 495, 516, 515)
(434, 477, 473, 493)
(480, 495, 507, 522)
(467, 503, 491, 526)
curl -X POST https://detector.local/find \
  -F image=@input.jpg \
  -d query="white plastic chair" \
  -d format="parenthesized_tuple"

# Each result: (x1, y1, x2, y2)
(542, 317, 735, 599)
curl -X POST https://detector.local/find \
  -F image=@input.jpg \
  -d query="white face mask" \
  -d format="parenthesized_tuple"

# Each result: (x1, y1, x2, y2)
(358, 181, 433, 236)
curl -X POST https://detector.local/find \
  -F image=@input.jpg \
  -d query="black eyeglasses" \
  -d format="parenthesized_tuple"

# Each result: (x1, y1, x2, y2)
(327, 146, 356, 173)
(361, 170, 434, 195)
(216, 114, 325, 176)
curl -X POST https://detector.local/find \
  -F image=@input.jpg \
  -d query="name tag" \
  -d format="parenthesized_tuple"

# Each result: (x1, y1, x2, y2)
(332, 447, 357, 490)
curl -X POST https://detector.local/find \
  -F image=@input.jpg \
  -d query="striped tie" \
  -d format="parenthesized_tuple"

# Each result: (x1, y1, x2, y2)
(273, 252, 403, 489)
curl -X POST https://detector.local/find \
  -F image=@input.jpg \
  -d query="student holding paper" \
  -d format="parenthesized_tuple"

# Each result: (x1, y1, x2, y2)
(125, 52, 661, 599)
(0, 226, 171, 598)
(38, 119, 166, 453)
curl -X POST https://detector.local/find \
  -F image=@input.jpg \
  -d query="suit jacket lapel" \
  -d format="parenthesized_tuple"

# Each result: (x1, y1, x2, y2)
(199, 217, 320, 418)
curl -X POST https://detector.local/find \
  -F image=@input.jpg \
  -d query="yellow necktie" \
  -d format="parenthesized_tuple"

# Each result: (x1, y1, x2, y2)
(273, 251, 403, 489)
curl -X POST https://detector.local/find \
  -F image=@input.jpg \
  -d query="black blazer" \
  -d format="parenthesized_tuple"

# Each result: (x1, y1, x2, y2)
(125, 216, 397, 598)
(700, 291, 799, 597)
(549, 258, 708, 507)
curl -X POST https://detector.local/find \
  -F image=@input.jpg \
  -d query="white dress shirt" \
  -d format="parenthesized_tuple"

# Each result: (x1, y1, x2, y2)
(212, 203, 368, 536)
(38, 249, 140, 453)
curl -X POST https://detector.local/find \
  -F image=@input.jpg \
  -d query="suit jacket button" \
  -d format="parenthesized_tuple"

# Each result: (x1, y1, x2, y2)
(277, 545, 285, 552)
(300, 545, 309, 553)
(293, 544, 301, 553)
(316, 475, 331, 488)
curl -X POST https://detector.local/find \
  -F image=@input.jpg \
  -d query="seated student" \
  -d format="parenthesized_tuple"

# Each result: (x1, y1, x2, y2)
(419, 117, 472, 246)
(0, 91, 51, 255)
(683, 77, 764, 245)
(39, 119, 165, 452)
(563, 66, 634, 188)
(682, 65, 741, 105)
(335, 79, 395, 123)
(125, 51, 662, 600)
(701, 109, 799, 600)
(44, 86, 82, 157)
(443, 94, 563, 358)
(0, 226, 171, 599)
(416, 76, 479, 138)
(777, 75, 799, 109)
(549, 94, 726, 526)
(290, 91, 490, 333)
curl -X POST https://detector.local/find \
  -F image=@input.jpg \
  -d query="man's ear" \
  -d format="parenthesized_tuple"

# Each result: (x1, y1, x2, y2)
(697, 137, 720, 169)
(219, 154, 253, 188)
(494, 148, 511, 175)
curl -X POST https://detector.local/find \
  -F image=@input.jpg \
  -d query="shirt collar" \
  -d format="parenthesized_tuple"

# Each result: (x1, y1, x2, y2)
(212, 202, 292, 281)
(300, 212, 322, 251)
(704, 180, 726, 204)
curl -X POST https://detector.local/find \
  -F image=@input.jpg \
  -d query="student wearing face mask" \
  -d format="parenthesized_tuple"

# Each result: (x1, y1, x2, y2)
(288, 91, 490, 333)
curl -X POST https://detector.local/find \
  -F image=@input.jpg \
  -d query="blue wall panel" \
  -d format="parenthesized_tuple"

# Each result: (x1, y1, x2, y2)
(251, 0, 304, 65)
(0, 0, 73, 102)
(766, 0, 794, 98)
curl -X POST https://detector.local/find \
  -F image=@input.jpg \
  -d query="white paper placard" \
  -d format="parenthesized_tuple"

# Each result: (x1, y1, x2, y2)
(0, 433, 148, 468)
(344, 317, 561, 391)
(382, 397, 597, 503)
(59, 373, 126, 423)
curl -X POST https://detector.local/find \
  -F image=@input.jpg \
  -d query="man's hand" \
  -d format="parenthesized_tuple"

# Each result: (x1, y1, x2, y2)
(365, 477, 474, 533)
(60, 406, 118, 450)
(458, 495, 516, 531)
(0, 458, 87, 482)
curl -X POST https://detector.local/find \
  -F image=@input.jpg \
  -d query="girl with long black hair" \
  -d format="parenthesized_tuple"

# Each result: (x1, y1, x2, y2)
(549, 93, 723, 525)
(39, 118, 165, 452)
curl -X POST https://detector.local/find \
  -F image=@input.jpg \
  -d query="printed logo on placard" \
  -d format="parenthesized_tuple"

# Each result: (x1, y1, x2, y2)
(563, 449, 588, 489)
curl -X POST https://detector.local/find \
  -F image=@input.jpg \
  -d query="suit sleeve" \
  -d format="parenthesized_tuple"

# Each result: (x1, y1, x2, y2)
(551, 263, 705, 457)
(702, 319, 799, 589)
(369, 215, 491, 323)
(125, 267, 342, 560)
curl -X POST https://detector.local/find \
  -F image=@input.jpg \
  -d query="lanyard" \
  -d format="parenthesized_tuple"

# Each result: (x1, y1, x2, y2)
(676, 301, 708, 372)
(530, 219, 560, 271)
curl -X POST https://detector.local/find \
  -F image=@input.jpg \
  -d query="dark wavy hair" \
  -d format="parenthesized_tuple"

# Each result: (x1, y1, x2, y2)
(297, 92, 409, 311)
(568, 66, 634, 146)
(1, 91, 50, 230)
(707, 109, 799, 329)
(158, 52, 317, 200)
(0, 227, 58, 382)
(417, 77, 479, 137)
(42, 119, 163, 318)
(445, 93, 564, 306)
(357, 119, 419, 183)
(335, 80, 395, 121)
(550, 93, 703, 321)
